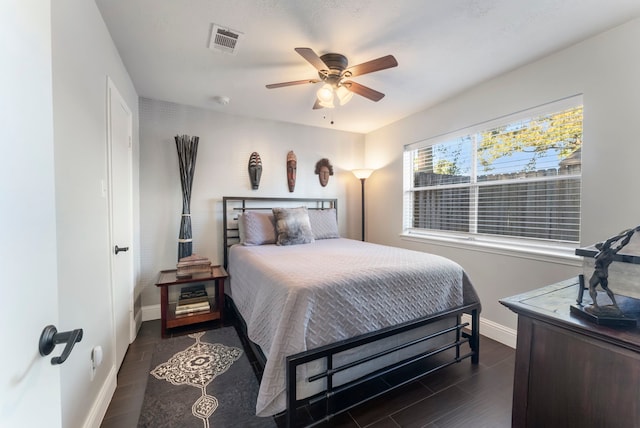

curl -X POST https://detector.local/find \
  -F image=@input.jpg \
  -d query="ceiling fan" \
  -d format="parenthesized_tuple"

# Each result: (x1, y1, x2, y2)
(266, 47, 398, 109)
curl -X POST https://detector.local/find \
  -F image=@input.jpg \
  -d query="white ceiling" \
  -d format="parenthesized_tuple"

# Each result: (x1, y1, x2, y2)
(95, 0, 640, 134)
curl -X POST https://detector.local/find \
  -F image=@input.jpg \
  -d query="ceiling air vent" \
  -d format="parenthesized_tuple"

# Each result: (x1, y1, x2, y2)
(209, 24, 243, 55)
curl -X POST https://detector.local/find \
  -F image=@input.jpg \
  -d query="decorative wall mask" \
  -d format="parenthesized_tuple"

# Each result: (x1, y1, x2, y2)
(248, 152, 262, 190)
(286, 151, 297, 192)
(315, 158, 334, 187)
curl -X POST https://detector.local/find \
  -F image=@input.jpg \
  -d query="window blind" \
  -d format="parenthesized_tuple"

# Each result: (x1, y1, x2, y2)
(404, 98, 583, 244)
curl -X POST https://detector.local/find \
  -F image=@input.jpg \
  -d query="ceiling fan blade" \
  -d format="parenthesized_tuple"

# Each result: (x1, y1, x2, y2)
(345, 55, 398, 77)
(312, 99, 324, 110)
(344, 81, 385, 102)
(295, 47, 328, 71)
(266, 78, 321, 89)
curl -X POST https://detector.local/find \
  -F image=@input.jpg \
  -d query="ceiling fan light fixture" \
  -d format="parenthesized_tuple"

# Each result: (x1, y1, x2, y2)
(317, 84, 334, 104)
(336, 85, 353, 106)
(266, 48, 397, 110)
(318, 99, 335, 109)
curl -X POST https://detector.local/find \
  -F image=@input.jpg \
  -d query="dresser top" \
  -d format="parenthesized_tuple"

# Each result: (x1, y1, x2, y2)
(500, 277, 640, 350)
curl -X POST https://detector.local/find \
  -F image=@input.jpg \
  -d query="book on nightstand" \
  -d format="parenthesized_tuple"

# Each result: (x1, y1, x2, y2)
(175, 284, 210, 314)
(179, 284, 207, 299)
(176, 254, 212, 278)
(178, 295, 209, 305)
(175, 301, 210, 315)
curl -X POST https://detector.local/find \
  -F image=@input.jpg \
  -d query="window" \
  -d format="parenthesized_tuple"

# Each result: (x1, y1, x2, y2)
(404, 98, 583, 246)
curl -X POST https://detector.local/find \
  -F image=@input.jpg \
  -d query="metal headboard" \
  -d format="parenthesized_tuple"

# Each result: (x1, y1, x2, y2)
(222, 196, 338, 268)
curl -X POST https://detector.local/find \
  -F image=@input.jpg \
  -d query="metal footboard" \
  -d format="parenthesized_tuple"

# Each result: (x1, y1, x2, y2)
(285, 304, 480, 427)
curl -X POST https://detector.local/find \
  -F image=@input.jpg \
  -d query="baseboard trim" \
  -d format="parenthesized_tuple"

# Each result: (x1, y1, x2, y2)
(462, 313, 517, 349)
(132, 309, 143, 341)
(142, 303, 161, 322)
(83, 364, 117, 428)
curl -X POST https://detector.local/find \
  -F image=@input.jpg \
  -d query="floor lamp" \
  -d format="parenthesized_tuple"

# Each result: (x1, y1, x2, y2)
(352, 169, 374, 241)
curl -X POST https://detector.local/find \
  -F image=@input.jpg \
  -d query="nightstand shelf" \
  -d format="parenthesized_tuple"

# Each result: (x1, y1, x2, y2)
(155, 266, 227, 337)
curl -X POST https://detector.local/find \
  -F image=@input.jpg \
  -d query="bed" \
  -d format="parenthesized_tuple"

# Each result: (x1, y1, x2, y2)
(222, 196, 481, 427)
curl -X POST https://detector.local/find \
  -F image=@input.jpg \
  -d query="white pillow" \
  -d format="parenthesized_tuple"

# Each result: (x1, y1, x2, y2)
(240, 211, 277, 246)
(308, 208, 339, 239)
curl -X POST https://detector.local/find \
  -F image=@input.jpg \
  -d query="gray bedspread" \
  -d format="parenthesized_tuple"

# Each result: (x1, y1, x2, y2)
(227, 238, 478, 416)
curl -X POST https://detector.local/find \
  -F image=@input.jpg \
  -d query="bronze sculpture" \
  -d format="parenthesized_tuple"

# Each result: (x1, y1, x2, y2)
(314, 158, 333, 187)
(587, 227, 639, 311)
(571, 225, 640, 326)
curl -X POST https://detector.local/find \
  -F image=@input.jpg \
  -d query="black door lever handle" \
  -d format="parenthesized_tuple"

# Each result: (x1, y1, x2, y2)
(39, 325, 83, 365)
(115, 245, 129, 254)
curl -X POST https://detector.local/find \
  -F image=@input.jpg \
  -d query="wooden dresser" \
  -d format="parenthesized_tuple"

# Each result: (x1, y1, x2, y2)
(500, 277, 640, 428)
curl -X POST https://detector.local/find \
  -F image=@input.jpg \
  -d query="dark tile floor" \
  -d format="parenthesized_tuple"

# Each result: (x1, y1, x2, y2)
(101, 319, 514, 427)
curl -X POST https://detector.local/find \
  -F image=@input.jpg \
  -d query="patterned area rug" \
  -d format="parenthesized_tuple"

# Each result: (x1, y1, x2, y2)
(138, 327, 276, 428)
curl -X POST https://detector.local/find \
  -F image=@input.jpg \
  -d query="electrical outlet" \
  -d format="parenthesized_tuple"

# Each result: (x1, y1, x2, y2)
(90, 345, 103, 381)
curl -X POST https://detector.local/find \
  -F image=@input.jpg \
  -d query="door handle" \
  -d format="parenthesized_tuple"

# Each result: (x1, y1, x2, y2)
(114, 245, 129, 254)
(39, 325, 83, 365)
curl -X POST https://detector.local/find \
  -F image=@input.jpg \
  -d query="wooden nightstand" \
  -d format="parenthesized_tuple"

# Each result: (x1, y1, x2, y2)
(155, 265, 228, 337)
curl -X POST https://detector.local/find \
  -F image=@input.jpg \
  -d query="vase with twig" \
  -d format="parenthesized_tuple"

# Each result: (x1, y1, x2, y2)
(175, 134, 199, 261)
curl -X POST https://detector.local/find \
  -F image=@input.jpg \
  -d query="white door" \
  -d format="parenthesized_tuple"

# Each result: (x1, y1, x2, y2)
(0, 2, 62, 427)
(107, 78, 134, 369)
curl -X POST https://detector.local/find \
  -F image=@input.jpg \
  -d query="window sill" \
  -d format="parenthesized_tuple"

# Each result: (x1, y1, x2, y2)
(400, 231, 582, 267)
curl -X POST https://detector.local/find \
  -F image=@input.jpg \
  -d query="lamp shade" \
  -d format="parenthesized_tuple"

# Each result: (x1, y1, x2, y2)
(352, 169, 374, 179)
(317, 84, 334, 103)
(318, 99, 335, 109)
(335, 85, 353, 106)
(317, 83, 355, 108)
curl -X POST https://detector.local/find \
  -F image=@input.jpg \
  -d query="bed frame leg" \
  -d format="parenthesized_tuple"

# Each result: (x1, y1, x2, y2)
(471, 308, 480, 364)
(286, 357, 297, 428)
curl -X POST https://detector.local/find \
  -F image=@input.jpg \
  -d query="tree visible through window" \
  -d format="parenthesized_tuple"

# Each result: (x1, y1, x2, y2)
(404, 102, 583, 243)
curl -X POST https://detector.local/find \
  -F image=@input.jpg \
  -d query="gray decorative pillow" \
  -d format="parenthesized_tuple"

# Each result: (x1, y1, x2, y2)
(272, 207, 315, 246)
(241, 211, 277, 246)
(237, 213, 246, 243)
(308, 208, 339, 239)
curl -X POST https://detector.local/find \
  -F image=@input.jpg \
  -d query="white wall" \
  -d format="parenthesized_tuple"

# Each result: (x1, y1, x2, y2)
(139, 98, 365, 308)
(365, 18, 640, 336)
(52, 1, 139, 427)
(0, 2, 62, 427)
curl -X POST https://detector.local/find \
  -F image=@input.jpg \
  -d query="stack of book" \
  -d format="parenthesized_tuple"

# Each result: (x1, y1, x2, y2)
(176, 254, 212, 278)
(175, 284, 210, 315)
